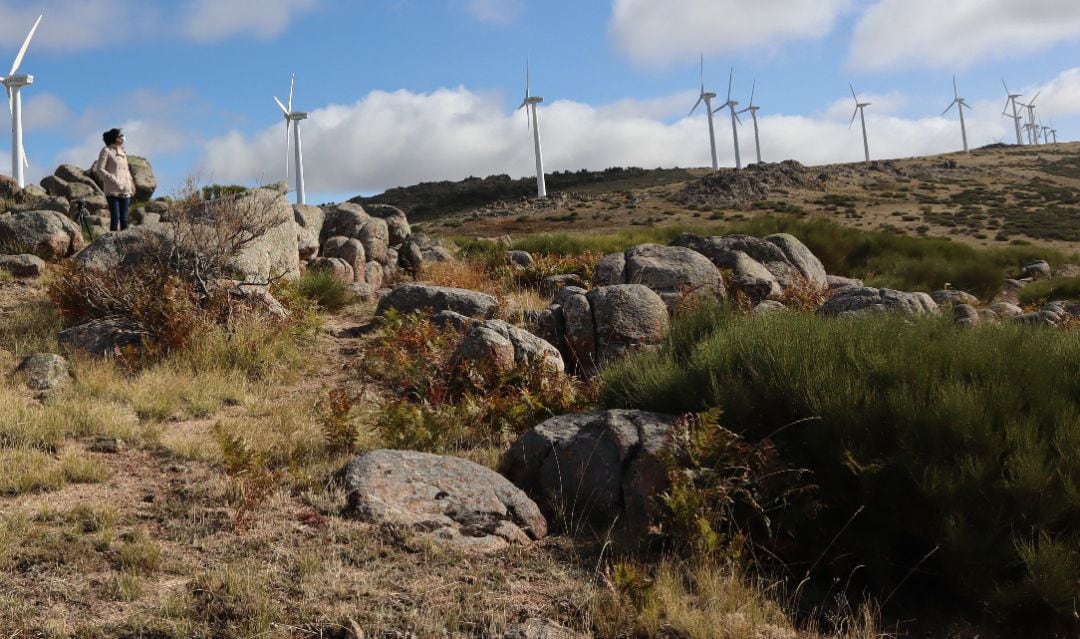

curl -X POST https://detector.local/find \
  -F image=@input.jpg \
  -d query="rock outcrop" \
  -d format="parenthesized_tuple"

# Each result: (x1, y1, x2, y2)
(817, 287, 939, 317)
(344, 449, 547, 553)
(0, 210, 87, 261)
(592, 243, 725, 309)
(376, 283, 499, 319)
(501, 410, 678, 533)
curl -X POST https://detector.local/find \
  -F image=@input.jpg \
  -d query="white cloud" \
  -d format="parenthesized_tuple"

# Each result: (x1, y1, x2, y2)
(463, 0, 522, 25)
(182, 0, 318, 42)
(199, 84, 1042, 199)
(850, 0, 1080, 71)
(21, 93, 71, 131)
(609, 0, 851, 69)
(0, 0, 313, 52)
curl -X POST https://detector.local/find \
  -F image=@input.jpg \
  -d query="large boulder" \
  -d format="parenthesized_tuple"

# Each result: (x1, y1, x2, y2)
(729, 250, 782, 302)
(454, 319, 564, 374)
(0, 253, 46, 277)
(358, 216, 389, 265)
(56, 164, 102, 193)
(321, 202, 390, 265)
(72, 225, 170, 271)
(593, 243, 725, 310)
(231, 188, 301, 283)
(673, 232, 826, 291)
(764, 233, 828, 287)
(376, 283, 498, 319)
(58, 318, 144, 356)
(586, 284, 670, 364)
(292, 203, 325, 239)
(14, 353, 71, 391)
(817, 287, 939, 317)
(126, 155, 157, 201)
(501, 410, 678, 533)
(322, 236, 367, 283)
(307, 257, 355, 284)
(343, 449, 547, 553)
(364, 203, 411, 247)
(0, 210, 86, 261)
(930, 289, 980, 306)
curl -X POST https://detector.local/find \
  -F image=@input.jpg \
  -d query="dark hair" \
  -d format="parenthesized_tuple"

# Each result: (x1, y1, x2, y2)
(102, 128, 123, 146)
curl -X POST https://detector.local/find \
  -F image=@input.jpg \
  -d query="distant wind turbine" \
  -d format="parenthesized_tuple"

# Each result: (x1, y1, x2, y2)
(516, 61, 546, 199)
(1001, 80, 1024, 145)
(942, 75, 971, 153)
(849, 83, 871, 164)
(1041, 121, 1053, 146)
(1017, 92, 1040, 145)
(712, 68, 742, 169)
(0, 14, 43, 189)
(273, 73, 308, 205)
(737, 80, 762, 165)
(688, 54, 720, 171)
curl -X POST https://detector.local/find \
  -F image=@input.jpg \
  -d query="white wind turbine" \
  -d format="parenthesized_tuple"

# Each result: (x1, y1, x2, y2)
(688, 54, 719, 171)
(1001, 80, 1024, 145)
(1041, 120, 1053, 146)
(712, 68, 742, 169)
(516, 61, 546, 198)
(1, 14, 43, 189)
(736, 80, 762, 165)
(273, 74, 308, 205)
(849, 83, 871, 164)
(942, 75, 972, 153)
(1017, 92, 1040, 145)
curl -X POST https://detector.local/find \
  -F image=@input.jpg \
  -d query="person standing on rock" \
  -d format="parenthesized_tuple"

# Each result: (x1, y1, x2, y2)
(92, 128, 135, 232)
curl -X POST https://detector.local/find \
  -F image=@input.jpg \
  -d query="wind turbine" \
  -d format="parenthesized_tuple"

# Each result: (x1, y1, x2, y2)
(849, 83, 871, 164)
(1001, 80, 1024, 145)
(712, 68, 742, 169)
(1041, 121, 1053, 146)
(942, 75, 971, 153)
(0, 14, 43, 189)
(1017, 92, 1040, 145)
(736, 80, 762, 165)
(516, 61, 546, 198)
(273, 74, 308, 205)
(688, 54, 719, 171)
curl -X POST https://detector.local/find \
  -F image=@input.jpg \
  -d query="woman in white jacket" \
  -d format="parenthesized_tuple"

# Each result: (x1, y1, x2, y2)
(93, 128, 135, 231)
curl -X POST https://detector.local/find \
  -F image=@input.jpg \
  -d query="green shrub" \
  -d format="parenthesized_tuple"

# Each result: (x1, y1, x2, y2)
(291, 269, 354, 311)
(1018, 276, 1080, 306)
(601, 302, 1080, 626)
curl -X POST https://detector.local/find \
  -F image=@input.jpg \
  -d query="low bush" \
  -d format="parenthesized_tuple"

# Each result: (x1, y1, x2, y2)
(1018, 276, 1080, 305)
(291, 269, 353, 311)
(601, 301, 1080, 627)
(360, 311, 589, 453)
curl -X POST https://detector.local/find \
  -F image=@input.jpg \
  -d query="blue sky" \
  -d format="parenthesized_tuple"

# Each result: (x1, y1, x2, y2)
(2, 0, 1079, 204)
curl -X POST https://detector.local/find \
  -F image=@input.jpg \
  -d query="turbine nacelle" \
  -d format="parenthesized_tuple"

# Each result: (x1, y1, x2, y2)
(1, 74, 33, 88)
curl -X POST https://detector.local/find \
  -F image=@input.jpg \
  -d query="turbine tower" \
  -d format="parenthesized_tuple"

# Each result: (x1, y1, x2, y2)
(273, 74, 308, 205)
(1001, 80, 1024, 145)
(1017, 92, 1040, 145)
(0, 14, 43, 189)
(942, 75, 971, 153)
(516, 61, 546, 199)
(712, 68, 742, 169)
(688, 54, 719, 171)
(736, 80, 762, 165)
(849, 83, 871, 164)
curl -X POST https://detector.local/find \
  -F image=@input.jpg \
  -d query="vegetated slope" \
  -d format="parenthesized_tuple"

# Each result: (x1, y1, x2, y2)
(352, 166, 694, 221)
(359, 142, 1080, 253)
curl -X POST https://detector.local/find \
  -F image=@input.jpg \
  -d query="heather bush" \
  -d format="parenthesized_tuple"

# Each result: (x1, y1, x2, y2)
(602, 300, 1080, 627)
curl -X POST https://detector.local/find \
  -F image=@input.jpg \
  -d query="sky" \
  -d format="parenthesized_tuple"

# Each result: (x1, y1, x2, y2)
(1, 0, 1079, 205)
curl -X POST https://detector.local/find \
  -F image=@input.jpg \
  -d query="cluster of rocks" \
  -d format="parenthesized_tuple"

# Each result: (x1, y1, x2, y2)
(341, 408, 679, 553)
(673, 160, 823, 208)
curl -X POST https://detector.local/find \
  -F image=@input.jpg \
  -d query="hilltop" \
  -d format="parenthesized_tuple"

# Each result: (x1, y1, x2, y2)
(358, 142, 1080, 252)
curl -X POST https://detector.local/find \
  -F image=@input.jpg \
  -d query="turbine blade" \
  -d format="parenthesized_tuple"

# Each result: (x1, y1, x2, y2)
(699, 53, 704, 93)
(526, 59, 531, 98)
(749, 80, 756, 108)
(688, 95, 703, 117)
(5, 86, 11, 116)
(21, 146, 29, 168)
(953, 75, 958, 100)
(733, 109, 742, 125)
(942, 101, 955, 116)
(726, 68, 733, 103)
(1002, 78, 1010, 95)
(850, 82, 858, 103)
(1030, 90, 1040, 105)
(273, 96, 289, 115)
(288, 74, 295, 113)
(849, 107, 858, 129)
(9, 14, 42, 77)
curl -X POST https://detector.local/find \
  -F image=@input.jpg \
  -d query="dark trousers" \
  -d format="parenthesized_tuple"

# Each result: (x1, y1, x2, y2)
(107, 195, 131, 231)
